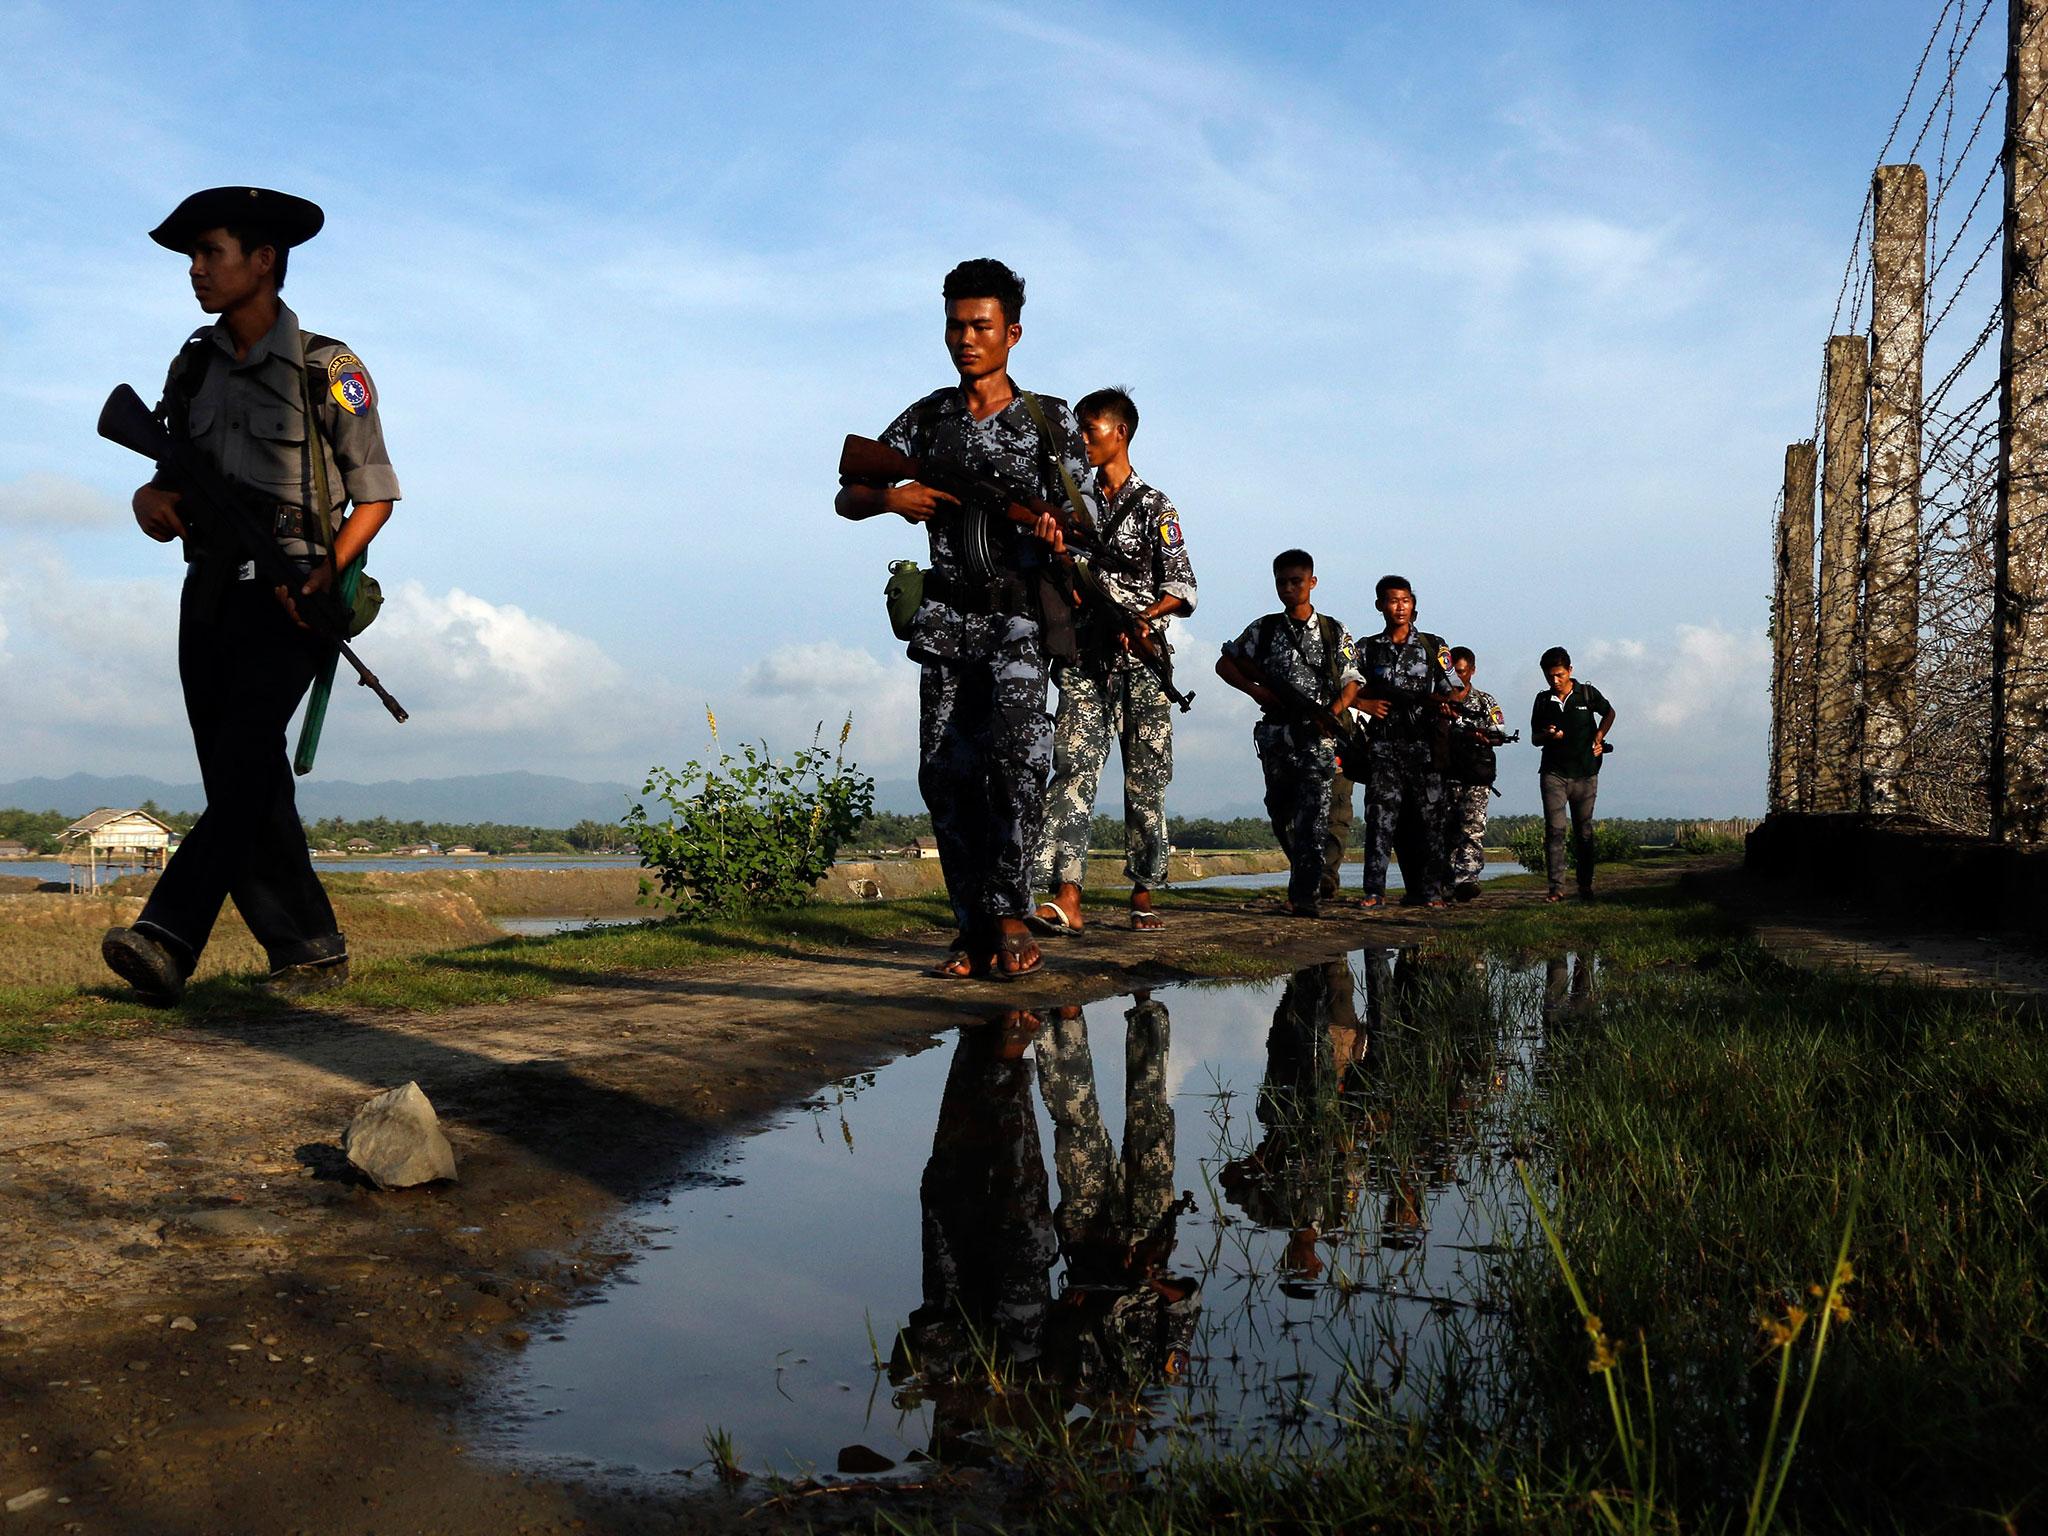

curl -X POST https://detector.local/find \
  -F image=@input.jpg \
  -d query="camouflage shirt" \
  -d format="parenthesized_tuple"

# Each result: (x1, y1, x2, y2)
(1086, 471, 1198, 629)
(1360, 628, 1460, 743)
(1224, 610, 1363, 750)
(155, 302, 399, 564)
(878, 384, 1098, 664)
(1452, 687, 1506, 741)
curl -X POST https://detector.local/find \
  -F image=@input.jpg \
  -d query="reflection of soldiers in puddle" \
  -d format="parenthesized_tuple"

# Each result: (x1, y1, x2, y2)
(892, 1002, 1197, 1461)
(893, 1010, 1056, 1394)
(1036, 993, 1199, 1402)
(1219, 959, 1377, 1289)
(1543, 952, 1596, 1020)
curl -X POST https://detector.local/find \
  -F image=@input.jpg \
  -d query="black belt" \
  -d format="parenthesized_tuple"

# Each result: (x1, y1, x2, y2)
(924, 571, 1032, 617)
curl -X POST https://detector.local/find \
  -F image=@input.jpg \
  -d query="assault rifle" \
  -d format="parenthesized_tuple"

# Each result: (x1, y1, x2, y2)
(839, 434, 1194, 711)
(98, 383, 409, 723)
(1240, 658, 1367, 778)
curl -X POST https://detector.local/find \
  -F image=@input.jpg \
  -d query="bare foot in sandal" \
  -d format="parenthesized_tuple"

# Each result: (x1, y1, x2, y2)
(1032, 882, 1084, 935)
(928, 930, 987, 979)
(992, 917, 1045, 980)
(1130, 888, 1165, 932)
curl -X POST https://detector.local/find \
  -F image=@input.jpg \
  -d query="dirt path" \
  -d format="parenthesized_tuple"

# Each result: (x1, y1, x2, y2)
(0, 889, 1541, 1535)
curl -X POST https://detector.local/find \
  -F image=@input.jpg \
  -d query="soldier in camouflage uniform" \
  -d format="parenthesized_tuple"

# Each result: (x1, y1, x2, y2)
(836, 260, 1097, 979)
(1216, 551, 1363, 916)
(1354, 576, 1464, 909)
(1442, 646, 1511, 901)
(1032, 388, 1197, 935)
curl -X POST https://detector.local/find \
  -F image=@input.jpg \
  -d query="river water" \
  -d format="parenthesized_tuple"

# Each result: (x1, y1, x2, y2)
(485, 947, 1592, 1482)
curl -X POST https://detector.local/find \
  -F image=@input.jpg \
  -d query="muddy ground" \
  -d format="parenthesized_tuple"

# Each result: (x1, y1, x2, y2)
(3, 864, 2033, 1535)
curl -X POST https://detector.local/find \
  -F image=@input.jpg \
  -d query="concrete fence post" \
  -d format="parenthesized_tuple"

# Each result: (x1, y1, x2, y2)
(1996, 0, 2048, 840)
(1774, 441, 1819, 811)
(1817, 335, 1869, 811)
(1864, 163, 1927, 814)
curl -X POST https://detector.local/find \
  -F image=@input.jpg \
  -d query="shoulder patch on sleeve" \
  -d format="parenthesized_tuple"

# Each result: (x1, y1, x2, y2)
(325, 351, 375, 415)
(1489, 703, 1504, 726)
(1437, 644, 1452, 672)
(1158, 511, 1185, 549)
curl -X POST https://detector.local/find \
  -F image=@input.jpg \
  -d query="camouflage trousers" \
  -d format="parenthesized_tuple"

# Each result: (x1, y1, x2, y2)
(1443, 782, 1492, 887)
(1255, 724, 1336, 908)
(1035, 999, 1176, 1257)
(919, 623, 1052, 932)
(1034, 661, 1173, 892)
(1359, 741, 1449, 902)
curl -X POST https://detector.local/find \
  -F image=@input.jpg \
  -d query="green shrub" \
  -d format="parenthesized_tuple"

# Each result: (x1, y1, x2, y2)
(625, 713, 875, 918)
(1674, 819, 1756, 856)
(1502, 819, 1640, 873)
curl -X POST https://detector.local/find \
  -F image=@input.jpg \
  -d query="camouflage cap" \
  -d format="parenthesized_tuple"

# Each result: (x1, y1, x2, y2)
(150, 187, 324, 252)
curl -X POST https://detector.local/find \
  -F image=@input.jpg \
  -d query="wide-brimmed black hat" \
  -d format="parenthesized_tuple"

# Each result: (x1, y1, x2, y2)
(149, 187, 324, 253)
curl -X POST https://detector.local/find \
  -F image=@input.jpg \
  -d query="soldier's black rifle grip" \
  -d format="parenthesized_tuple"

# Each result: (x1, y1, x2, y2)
(838, 435, 1090, 544)
(97, 383, 409, 724)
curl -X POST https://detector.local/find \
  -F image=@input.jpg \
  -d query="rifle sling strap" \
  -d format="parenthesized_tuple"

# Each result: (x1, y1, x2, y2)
(1016, 390, 1095, 537)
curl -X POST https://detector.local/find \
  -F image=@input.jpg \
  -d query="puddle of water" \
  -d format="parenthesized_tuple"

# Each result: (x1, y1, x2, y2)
(1181, 859, 1527, 891)
(490, 947, 1585, 1480)
(496, 916, 652, 936)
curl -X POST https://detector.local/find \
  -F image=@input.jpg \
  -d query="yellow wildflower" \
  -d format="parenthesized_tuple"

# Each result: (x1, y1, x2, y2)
(705, 705, 719, 740)
(1583, 1315, 1621, 1373)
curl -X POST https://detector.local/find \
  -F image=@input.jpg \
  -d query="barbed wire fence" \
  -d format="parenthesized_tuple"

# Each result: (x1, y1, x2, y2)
(1772, 0, 2042, 839)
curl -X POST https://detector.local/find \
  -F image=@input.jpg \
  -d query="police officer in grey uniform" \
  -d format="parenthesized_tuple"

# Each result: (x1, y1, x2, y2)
(837, 259, 1096, 981)
(1031, 388, 1197, 935)
(101, 188, 399, 1002)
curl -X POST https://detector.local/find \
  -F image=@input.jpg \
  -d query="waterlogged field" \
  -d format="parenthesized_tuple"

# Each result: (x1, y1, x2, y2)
(487, 891, 2047, 1534)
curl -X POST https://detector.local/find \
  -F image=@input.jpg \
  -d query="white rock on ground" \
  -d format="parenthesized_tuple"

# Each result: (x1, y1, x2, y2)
(342, 1081, 458, 1189)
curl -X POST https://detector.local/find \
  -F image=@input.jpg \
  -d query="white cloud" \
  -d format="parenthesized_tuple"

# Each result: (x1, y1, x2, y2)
(0, 474, 126, 528)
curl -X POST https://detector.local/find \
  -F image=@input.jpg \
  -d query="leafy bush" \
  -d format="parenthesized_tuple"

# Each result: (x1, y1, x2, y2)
(625, 713, 876, 918)
(1502, 820, 1641, 873)
(1674, 819, 1756, 856)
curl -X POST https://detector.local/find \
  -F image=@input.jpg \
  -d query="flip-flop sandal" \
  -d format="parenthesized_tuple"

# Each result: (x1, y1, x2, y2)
(928, 932, 989, 979)
(1130, 910, 1166, 932)
(987, 930, 1045, 983)
(1355, 896, 1384, 911)
(1028, 902, 1082, 936)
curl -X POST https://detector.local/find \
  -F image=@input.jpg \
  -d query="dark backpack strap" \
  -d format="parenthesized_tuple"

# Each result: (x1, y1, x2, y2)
(1317, 615, 1345, 695)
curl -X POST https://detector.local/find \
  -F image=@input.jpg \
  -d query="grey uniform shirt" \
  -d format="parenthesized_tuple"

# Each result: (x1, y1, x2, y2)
(1223, 609, 1363, 750)
(877, 385, 1098, 665)
(1087, 470, 1198, 643)
(155, 302, 400, 564)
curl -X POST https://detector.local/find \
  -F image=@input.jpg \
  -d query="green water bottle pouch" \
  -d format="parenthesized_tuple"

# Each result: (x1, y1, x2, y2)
(347, 568, 383, 637)
(885, 559, 923, 641)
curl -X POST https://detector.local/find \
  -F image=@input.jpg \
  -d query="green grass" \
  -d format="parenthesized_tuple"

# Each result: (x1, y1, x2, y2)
(0, 894, 959, 1050)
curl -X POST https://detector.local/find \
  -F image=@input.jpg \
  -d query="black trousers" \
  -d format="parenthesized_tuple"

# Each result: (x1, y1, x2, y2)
(136, 573, 344, 972)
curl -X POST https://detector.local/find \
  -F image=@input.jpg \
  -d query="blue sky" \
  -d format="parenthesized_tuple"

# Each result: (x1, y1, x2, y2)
(0, 0, 1997, 816)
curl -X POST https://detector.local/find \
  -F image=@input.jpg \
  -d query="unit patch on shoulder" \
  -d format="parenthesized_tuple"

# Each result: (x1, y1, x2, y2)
(1437, 645, 1453, 673)
(326, 352, 375, 416)
(1488, 703, 1504, 727)
(1158, 513, 1184, 550)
